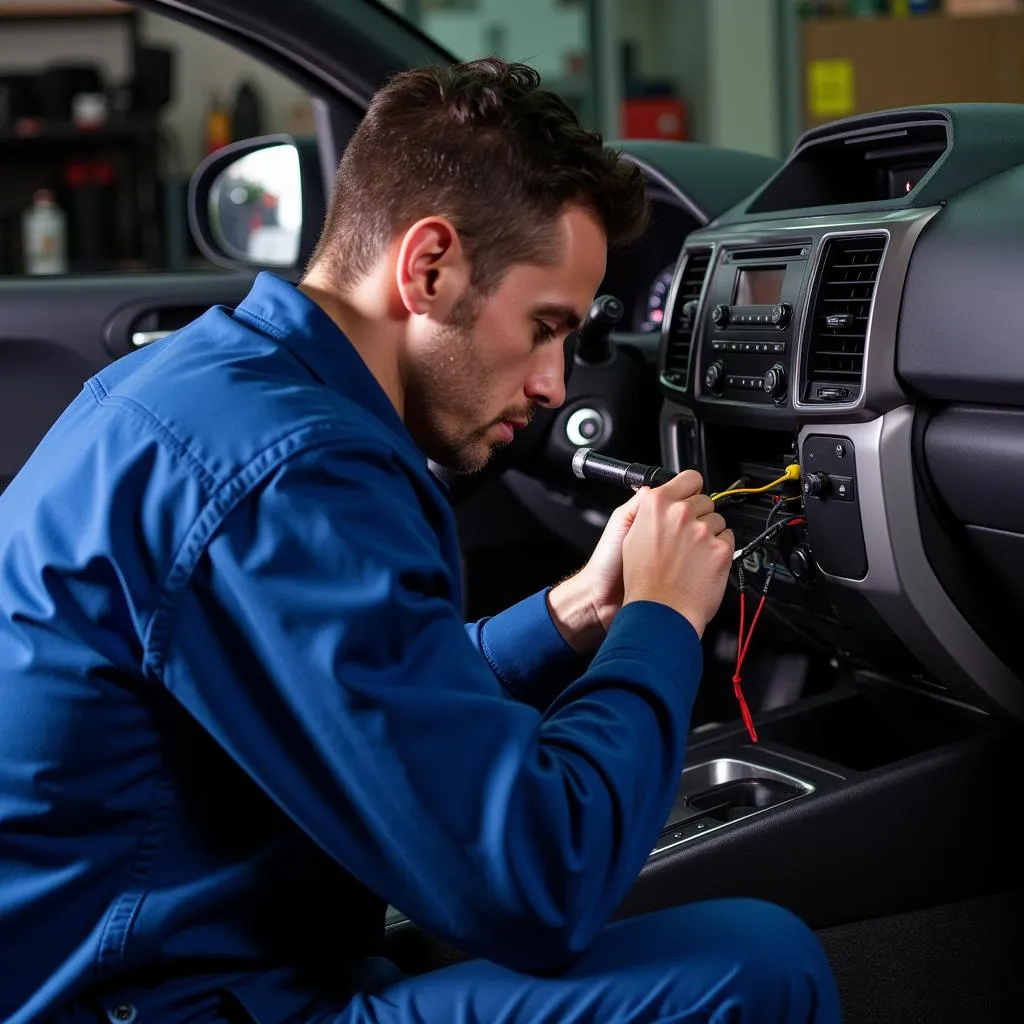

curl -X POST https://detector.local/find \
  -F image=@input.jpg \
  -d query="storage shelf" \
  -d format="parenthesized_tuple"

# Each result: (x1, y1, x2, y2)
(0, 2, 132, 19)
(0, 119, 157, 148)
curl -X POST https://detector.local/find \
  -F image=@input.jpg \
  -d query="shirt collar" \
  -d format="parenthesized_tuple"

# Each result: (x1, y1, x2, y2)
(234, 272, 419, 457)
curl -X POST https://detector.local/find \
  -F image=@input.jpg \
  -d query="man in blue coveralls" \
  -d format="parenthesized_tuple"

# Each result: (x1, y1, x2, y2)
(0, 59, 840, 1023)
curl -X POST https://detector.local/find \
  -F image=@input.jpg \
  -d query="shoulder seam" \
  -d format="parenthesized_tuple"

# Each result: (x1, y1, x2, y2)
(86, 377, 217, 494)
(142, 425, 397, 681)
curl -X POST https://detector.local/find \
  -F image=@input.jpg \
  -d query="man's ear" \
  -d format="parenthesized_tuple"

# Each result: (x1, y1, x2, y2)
(395, 217, 471, 320)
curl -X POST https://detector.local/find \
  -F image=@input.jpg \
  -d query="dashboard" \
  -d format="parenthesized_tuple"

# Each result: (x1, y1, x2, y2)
(524, 106, 1024, 725)
(599, 187, 703, 336)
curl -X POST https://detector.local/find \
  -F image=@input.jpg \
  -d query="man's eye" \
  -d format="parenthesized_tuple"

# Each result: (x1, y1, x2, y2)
(535, 322, 557, 343)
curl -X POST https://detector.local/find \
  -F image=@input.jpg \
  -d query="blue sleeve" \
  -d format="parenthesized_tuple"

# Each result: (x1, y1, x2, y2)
(159, 444, 703, 972)
(465, 590, 589, 710)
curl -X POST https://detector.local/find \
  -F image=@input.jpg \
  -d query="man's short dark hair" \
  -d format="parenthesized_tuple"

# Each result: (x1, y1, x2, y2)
(309, 58, 649, 294)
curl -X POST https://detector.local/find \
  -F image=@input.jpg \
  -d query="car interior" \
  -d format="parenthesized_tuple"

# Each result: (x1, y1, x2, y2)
(2, 1, 1024, 1020)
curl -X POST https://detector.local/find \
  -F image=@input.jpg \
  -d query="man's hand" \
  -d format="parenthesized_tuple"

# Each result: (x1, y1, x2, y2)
(546, 491, 643, 656)
(622, 470, 734, 637)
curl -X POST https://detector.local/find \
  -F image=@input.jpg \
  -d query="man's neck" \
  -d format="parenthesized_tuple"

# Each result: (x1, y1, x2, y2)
(299, 274, 405, 420)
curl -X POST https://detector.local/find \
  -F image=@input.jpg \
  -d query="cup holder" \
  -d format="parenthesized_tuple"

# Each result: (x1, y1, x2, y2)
(653, 758, 814, 855)
(688, 777, 804, 822)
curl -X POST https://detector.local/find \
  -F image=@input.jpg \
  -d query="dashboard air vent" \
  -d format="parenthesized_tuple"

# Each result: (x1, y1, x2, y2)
(802, 235, 885, 403)
(661, 247, 711, 392)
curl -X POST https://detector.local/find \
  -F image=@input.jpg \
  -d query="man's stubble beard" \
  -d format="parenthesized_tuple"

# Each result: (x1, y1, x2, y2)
(404, 293, 500, 475)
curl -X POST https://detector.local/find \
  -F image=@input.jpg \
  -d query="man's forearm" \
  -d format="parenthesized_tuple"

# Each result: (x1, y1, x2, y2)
(546, 571, 606, 656)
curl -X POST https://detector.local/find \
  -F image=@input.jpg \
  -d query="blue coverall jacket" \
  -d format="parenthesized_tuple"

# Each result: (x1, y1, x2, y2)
(0, 273, 702, 1023)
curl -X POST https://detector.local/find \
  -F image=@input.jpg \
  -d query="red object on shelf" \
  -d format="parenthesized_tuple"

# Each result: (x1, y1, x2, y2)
(621, 96, 688, 140)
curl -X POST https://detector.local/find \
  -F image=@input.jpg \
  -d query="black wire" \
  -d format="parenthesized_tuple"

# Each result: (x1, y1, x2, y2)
(737, 516, 803, 563)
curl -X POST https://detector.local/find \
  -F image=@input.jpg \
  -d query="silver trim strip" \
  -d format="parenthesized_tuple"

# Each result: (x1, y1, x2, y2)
(623, 153, 708, 225)
(131, 330, 174, 348)
(801, 410, 1024, 718)
(661, 406, 699, 475)
(652, 757, 815, 857)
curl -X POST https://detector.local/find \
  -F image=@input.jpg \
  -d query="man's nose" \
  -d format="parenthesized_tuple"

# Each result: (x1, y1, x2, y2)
(526, 343, 568, 409)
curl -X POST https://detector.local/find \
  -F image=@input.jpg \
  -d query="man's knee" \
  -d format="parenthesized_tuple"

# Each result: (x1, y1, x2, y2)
(692, 898, 840, 1020)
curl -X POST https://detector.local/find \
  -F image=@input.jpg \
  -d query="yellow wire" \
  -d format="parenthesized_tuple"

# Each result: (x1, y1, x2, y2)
(711, 463, 801, 503)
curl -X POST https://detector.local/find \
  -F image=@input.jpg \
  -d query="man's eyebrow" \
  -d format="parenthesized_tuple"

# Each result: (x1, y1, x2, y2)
(532, 304, 583, 330)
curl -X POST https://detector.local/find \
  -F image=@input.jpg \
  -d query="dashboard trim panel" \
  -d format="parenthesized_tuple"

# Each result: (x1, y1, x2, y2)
(801, 410, 1024, 718)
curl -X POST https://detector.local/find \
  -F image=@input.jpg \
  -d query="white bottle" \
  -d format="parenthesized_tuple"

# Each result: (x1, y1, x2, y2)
(22, 189, 68, 275)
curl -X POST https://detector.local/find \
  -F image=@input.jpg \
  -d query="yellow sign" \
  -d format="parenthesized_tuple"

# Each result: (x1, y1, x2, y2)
(807, 59, 855, 118)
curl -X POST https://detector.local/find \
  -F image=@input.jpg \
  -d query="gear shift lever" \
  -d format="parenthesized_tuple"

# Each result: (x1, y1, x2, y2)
(575, 294, 623, 364)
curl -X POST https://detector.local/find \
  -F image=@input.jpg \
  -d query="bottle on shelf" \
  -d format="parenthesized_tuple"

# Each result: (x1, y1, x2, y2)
(21, 189, 67, 276)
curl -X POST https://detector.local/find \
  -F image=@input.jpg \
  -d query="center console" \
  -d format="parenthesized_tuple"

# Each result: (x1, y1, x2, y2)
(642, 109, 1024, 910)
(656, 199, 1024, 720)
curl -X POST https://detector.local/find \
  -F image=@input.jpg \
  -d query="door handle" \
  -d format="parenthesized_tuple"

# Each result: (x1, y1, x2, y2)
(131, 330, 175, 347)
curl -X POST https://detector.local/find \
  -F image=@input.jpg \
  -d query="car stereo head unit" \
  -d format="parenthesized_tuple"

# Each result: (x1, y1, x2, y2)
(700, 243, 812, 406)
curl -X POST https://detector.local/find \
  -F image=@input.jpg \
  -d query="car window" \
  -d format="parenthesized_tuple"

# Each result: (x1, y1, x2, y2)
(0, 0, 317, 277)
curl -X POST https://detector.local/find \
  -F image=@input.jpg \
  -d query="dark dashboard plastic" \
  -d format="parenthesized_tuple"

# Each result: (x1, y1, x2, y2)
(717, 105, 1024, 224)
(898, 163, 1024, 404)
(614, 139, 780, 223)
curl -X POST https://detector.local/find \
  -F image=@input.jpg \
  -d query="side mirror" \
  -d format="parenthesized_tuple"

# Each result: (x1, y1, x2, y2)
(188, 133, 326, 273)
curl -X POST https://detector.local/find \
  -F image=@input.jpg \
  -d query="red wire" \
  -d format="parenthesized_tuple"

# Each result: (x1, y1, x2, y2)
(733, 593, 766, 743)
(732, 514, 804, 742)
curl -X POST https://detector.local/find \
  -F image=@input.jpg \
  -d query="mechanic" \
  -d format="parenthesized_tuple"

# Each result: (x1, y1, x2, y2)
(0, 59, 840, 1024)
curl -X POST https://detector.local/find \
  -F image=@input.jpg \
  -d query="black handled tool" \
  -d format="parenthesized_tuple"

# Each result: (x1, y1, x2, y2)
(571, 448, 676, 490)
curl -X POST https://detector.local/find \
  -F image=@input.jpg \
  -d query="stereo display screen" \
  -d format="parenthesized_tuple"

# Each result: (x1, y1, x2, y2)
(734, 266, 785, 306)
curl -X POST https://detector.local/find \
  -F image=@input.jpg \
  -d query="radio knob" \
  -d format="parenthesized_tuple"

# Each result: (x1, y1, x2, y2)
(762, 362, 787, 402)
(704, 360, 725, 393)
(770, 302, 792, 328)
(711, 304, 730, 327)
(803, 472, 831, 499)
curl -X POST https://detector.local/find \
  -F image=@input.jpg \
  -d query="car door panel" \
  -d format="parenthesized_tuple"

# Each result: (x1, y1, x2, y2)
(0, 272, 254, 491)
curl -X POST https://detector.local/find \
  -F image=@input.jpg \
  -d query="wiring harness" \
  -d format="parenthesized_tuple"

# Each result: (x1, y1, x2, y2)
(714, 465, 806, 742)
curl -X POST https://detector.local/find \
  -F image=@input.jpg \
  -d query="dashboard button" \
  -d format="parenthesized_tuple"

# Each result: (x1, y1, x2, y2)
(770, 302, 792, 328)
(712, 304, 730, 326)
(832, 475, 855, 501)
(816, 386, 851, 401)
(566, 407, 607, 446)
(773, 342, 786, 354)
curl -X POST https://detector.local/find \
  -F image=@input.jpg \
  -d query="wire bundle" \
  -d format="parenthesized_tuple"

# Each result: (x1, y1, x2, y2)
(718, 468, 806, 742)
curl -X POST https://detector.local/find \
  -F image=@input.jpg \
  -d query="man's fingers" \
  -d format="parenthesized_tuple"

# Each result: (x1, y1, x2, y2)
(661, 469, 703, 501)
(697, 511, 728, 536)
(612, 489, 644, 527)
(684, 494, 715, 520)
